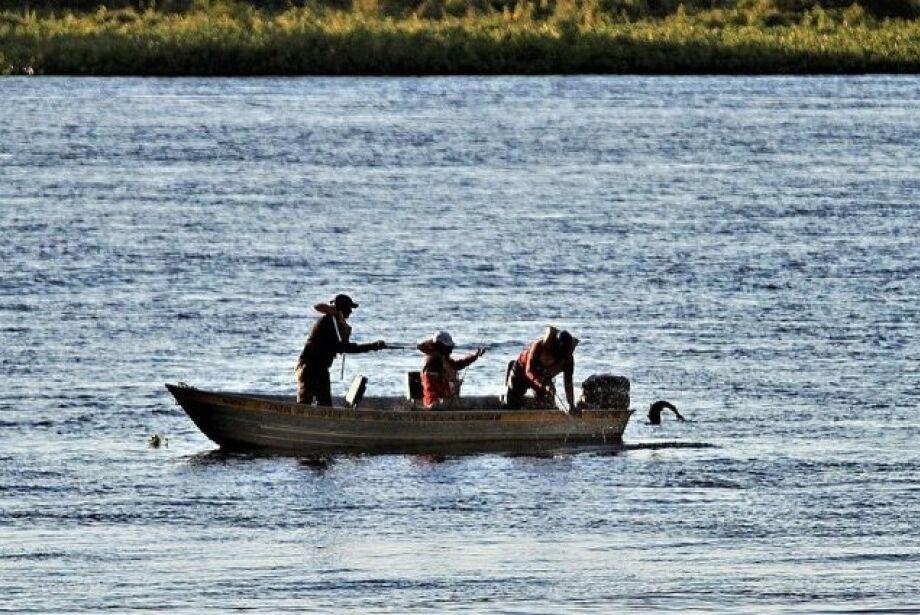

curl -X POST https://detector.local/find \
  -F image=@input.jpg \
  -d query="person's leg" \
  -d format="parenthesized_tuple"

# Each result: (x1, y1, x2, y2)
(504, 365, 530, 409)
(315, 369, 333, 407)
(297, 377, 314, 404)
(296, 363, 316, 404)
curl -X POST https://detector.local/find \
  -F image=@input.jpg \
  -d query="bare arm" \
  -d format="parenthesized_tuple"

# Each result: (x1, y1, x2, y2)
(453, 348, 485, 370)
(563, 360, 575, 411)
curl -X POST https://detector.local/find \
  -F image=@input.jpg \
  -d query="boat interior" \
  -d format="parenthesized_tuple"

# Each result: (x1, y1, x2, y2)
(218, 371, 560, 411)
(236, 393, 557, 411)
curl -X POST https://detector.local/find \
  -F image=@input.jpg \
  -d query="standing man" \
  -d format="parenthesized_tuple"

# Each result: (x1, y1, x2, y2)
(505, 327, 578, 411)
(295, 294, 386, 406)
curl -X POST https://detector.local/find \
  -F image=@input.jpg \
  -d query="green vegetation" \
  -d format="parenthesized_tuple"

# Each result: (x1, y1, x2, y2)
(1, 0, 919, 75)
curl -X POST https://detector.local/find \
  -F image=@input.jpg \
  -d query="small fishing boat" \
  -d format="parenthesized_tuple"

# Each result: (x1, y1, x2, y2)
(165, 383, 633, 456)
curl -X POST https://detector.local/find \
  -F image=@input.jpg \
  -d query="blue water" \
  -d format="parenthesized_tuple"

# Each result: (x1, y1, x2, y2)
(1, 75, 918, 612)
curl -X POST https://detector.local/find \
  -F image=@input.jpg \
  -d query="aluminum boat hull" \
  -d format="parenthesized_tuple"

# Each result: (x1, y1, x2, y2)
(166, 383, 633, 455)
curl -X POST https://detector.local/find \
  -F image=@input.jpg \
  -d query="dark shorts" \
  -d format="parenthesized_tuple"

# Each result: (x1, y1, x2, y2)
(296, 364, 332, 406)
(504, 363, 550, 409)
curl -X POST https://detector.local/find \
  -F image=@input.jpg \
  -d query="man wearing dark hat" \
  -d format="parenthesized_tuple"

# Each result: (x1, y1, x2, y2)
(295, 294, 386, 406)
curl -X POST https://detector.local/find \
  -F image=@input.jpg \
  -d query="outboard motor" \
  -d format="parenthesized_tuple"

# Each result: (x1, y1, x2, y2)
(579, 374, 630, 410)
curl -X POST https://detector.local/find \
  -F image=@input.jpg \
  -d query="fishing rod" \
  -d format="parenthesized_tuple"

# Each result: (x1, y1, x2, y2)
(380, 342, 497, 351)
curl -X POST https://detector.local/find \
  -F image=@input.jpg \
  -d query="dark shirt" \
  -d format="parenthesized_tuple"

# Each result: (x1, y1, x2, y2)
(298, 314, 376, 371)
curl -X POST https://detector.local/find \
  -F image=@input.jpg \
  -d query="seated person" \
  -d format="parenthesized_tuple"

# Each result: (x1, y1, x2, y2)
(418, 331, 486, 409)
(505, 327, 578, 411)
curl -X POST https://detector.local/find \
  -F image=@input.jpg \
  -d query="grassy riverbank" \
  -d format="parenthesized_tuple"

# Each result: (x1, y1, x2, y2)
(2, 0, 919, 75)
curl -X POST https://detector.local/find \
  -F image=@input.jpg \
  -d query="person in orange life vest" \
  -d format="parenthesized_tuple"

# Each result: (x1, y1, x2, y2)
(505, 327, 579, 411)
(417, 331, 486, 409)
(295, 294, 386, 406)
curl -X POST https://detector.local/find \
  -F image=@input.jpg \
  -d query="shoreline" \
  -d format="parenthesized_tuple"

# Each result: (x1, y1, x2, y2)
(3, 4, 919, 76)
(2, 72, 919, 78)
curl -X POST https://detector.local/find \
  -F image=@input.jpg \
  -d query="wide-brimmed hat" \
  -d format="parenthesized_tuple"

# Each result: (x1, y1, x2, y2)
(418, 330, 455, 354)
(544, 326, 578, 356)
(434, 331, 454, 348)
(556, 330, 579, 355)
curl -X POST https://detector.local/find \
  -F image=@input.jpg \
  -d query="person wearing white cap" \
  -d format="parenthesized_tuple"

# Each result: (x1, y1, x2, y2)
(417, 331, 485, 409)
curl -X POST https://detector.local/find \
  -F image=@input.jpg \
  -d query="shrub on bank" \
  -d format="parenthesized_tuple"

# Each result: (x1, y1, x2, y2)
(0, 0, 918, 74)
(1, 0, 920, 18)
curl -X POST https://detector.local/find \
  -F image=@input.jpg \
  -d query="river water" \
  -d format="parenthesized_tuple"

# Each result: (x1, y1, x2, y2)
(1, 76, 918, 612)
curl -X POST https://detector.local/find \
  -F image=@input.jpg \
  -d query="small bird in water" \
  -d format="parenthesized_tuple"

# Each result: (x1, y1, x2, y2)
(648, 400, 685, 425)
(147, 433, 168, 448)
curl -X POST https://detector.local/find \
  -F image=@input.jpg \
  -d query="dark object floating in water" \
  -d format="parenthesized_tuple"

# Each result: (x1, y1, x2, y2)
(148, 433, 168, 448)
(648, 400, 685, 425)
(165, 382, 633, 456)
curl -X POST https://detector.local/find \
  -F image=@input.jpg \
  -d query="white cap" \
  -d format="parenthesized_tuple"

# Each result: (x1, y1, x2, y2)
(434, 330, 454, 348)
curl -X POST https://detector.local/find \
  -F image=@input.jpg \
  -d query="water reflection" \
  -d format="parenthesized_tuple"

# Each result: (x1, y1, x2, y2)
(181, 449, 258, 466)
(298, 456, 335, 474)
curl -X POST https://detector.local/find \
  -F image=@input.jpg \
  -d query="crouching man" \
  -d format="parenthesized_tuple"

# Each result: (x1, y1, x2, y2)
(505, 327, 578, 412)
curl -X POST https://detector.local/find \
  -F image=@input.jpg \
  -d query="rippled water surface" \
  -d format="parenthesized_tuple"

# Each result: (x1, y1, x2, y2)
(1, 76, 918, 612)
